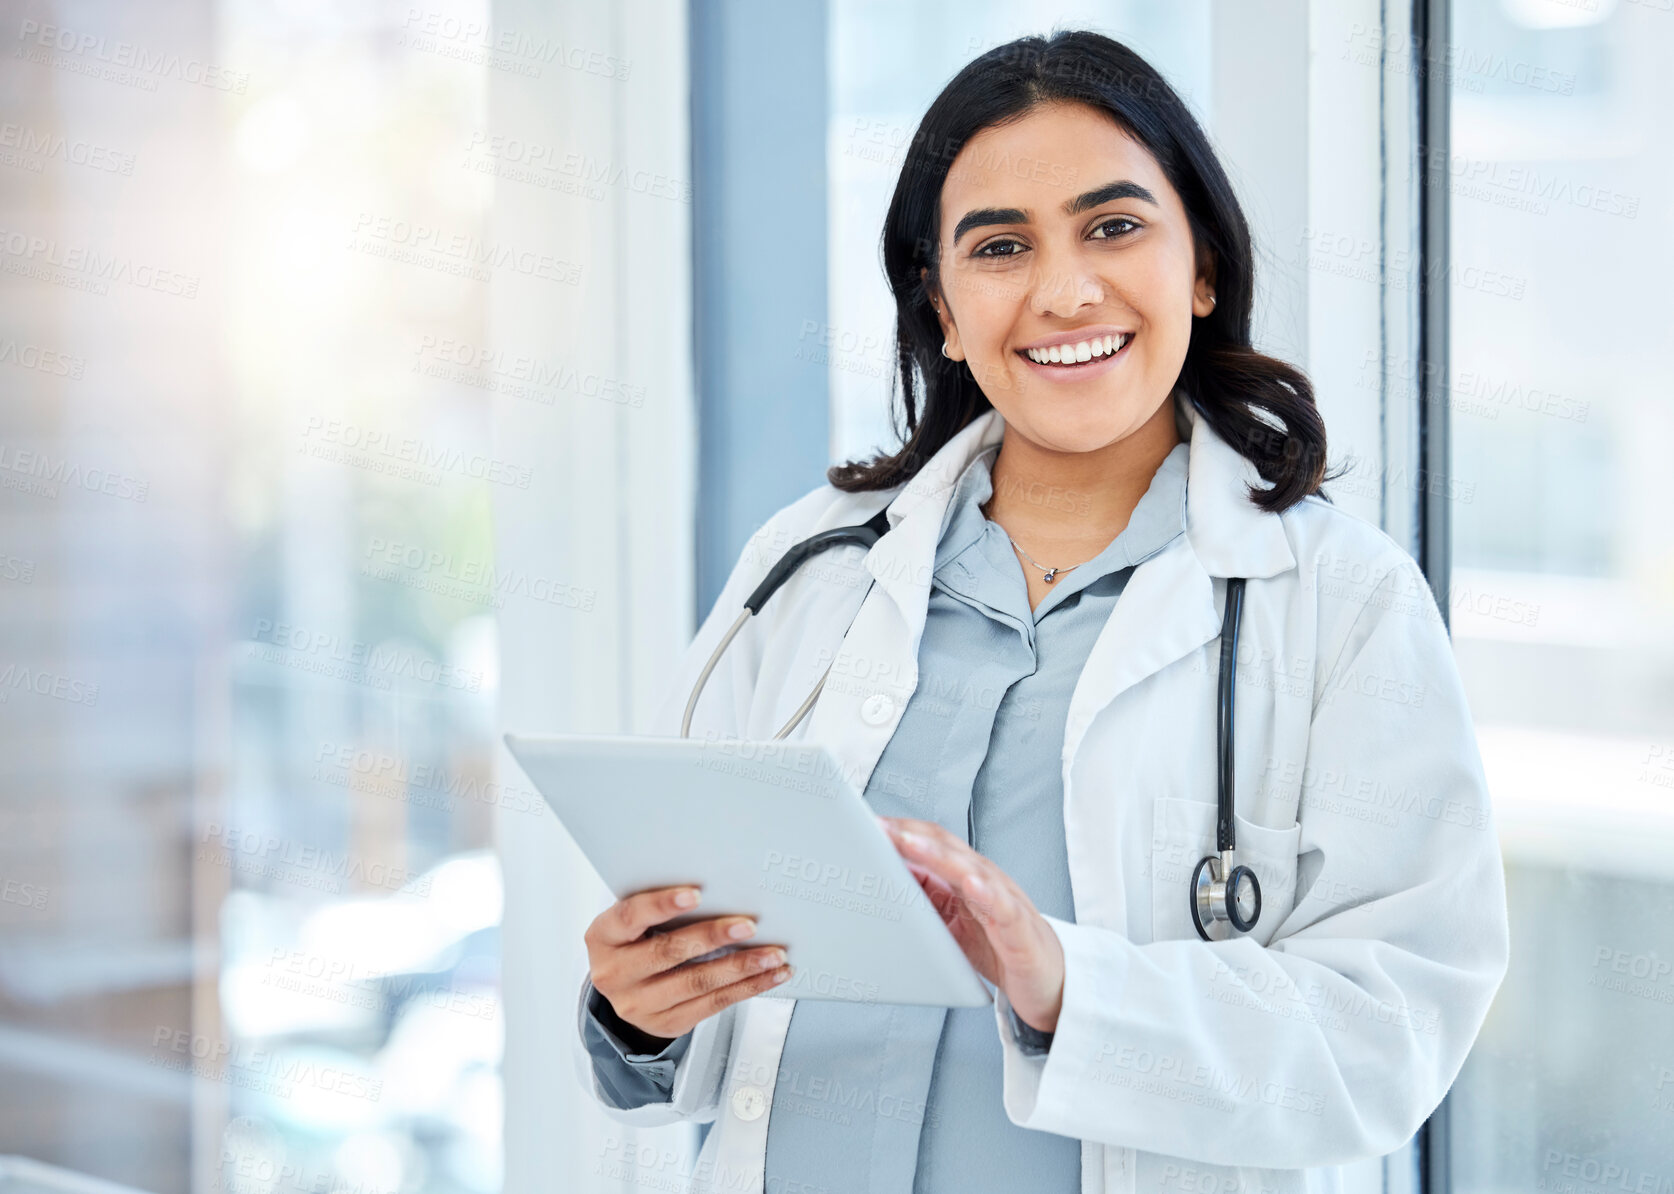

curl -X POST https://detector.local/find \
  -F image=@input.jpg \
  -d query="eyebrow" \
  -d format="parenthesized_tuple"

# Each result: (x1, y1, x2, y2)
(950, 179, 1159, 246)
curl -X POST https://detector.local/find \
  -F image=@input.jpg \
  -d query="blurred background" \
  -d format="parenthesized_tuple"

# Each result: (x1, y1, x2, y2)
(0, 0, 1668, 1192)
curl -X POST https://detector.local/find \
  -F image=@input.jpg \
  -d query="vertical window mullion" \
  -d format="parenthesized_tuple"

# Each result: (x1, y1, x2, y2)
(1416, 0, 1453, 631)
(1414, 0, 1453, 1189)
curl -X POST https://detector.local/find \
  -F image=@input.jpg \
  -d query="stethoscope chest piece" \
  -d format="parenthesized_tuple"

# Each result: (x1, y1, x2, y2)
(1191, 851, 1262, 941)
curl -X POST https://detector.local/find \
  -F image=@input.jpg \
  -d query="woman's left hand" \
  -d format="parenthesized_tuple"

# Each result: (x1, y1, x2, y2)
(878, 815, 1066, 1034)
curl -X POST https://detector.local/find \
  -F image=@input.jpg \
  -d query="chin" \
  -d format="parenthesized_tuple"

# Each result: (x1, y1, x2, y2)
(1005, 401, 1153, 455)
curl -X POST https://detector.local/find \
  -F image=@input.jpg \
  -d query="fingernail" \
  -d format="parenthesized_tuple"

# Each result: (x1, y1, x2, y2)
(772, 967, 791, 983)
(729, 920, 756, 940)
(760, 949, 786, 969)
(674, 889, 700, 908)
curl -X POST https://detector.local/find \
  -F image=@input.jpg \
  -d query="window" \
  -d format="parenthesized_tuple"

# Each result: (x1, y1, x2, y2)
(0, 3, 504, 1189)
(1442, 0, 1674, 1189)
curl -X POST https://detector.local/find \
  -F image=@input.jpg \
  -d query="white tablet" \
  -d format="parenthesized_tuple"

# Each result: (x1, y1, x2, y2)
(503, 732, 992, 1009)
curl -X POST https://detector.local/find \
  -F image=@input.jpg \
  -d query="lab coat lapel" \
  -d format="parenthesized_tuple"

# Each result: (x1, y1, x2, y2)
(1062, 397, 1297, 763)
(1061, 538, 1220, 765)
(801, 412, 1003, 793)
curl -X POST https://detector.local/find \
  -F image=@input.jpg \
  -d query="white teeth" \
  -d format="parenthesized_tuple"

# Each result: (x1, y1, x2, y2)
(1025, 334, 1128, 365)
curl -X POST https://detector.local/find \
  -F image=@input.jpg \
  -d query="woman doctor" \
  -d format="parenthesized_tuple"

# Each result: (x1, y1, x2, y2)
(576, 29, 1510, 1194)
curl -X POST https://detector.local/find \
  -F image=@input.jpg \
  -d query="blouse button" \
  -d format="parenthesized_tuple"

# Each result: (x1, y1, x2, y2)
(731, 1084, 767, 1121)
(860, 693, 895, 726)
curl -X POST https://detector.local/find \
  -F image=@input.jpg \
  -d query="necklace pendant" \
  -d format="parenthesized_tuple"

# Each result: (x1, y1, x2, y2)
(1042, 568, 1057, 583)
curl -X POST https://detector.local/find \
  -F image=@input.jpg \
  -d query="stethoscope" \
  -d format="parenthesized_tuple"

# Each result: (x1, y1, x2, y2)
(680, 507, 1261, 942)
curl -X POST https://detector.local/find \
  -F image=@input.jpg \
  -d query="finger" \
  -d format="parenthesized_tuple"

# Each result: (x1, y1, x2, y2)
(636, 945, 791, 1021)
(903, 858, 941, 888)
(590, 885, 703, 948)
(910, 866, 955, 923)
(946, 852, 1029, 928)
(884, 823, 1019, 931)
(913, 817, 973, 852)
(888, 822, 975, 889)
(957, 868, 1022, 933)
(619, 914, 761, 984)
(896, 841, 1016, 933)
(886, 819, 947, 863)
(882, 816, 960, 849)
(913, 874, 1001, 984)
(647, 959, 795, 1038)
(909, 864, 962, 921)
(887, 816, 987, 863)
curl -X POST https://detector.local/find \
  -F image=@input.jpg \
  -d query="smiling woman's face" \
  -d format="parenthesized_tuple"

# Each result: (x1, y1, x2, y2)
(927, 101, 1215, 455)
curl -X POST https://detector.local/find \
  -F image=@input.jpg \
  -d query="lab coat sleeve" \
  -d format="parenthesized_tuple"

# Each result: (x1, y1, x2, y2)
(994, 557, 1511, 1168)
(569, 493, 834, 1125)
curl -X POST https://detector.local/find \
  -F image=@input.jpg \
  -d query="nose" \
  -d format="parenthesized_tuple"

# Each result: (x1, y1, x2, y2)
(1027, 250, 1105, 318)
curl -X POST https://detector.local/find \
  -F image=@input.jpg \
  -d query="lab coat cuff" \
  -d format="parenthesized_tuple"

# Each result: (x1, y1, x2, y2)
(998, 916, 1131, 1134)
(993, 983, 1046, 1110)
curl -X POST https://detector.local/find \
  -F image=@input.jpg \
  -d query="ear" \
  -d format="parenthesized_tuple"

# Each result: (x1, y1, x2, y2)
(1191, 254, 1218, 319)
(919, 265, 964, 361)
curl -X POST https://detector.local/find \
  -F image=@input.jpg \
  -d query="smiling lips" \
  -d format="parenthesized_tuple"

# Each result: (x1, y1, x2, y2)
(1016, 331, 1134, 379)
(1020, 332, 1132, 366)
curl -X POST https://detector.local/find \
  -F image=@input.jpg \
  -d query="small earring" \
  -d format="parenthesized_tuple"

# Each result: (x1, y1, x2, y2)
(1207, 294, 1217, 306)
(941, 342, 952, 359)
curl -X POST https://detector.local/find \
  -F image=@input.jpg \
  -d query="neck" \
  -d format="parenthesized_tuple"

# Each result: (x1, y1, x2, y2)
(980, 396, 1183, 561)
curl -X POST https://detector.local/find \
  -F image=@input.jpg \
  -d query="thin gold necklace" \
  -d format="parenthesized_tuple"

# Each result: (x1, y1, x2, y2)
(982, 485, 1096, 583)
(1003, 535, 1095, 584)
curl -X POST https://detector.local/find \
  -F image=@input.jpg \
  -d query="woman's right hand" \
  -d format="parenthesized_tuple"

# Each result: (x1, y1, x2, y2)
(585, 885, 793, 1047)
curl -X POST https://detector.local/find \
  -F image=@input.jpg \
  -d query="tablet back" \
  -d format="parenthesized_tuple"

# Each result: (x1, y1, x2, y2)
(504, 732, 992, 1008)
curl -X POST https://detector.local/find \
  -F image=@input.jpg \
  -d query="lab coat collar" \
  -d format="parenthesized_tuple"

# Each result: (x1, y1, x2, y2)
(1177, 392, 1298, 581)
(862, 391, 1297, 630)
(858, 413, 1004, 645)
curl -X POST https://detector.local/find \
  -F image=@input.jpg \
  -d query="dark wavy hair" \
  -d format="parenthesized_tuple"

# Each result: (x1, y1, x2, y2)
(826, 29, 1343, 512)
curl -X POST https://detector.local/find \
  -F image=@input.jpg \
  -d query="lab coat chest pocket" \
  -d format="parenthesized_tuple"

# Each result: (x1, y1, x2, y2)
(1149, 796, 1302, 947)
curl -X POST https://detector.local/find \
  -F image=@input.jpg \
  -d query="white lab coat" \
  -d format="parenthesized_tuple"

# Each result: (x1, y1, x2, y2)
(574, 396, 1510, 1194)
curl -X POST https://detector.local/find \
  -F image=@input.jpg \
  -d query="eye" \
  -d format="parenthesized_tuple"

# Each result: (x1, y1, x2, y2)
(971, 238, 1026, 259)
(1090, 216, 1140, 240)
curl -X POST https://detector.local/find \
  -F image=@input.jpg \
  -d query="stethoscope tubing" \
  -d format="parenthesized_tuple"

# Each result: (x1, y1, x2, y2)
(1216, 577, 1246, 855)
(682, 509, 890, 740)
(1196, 573, 1261, 940)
